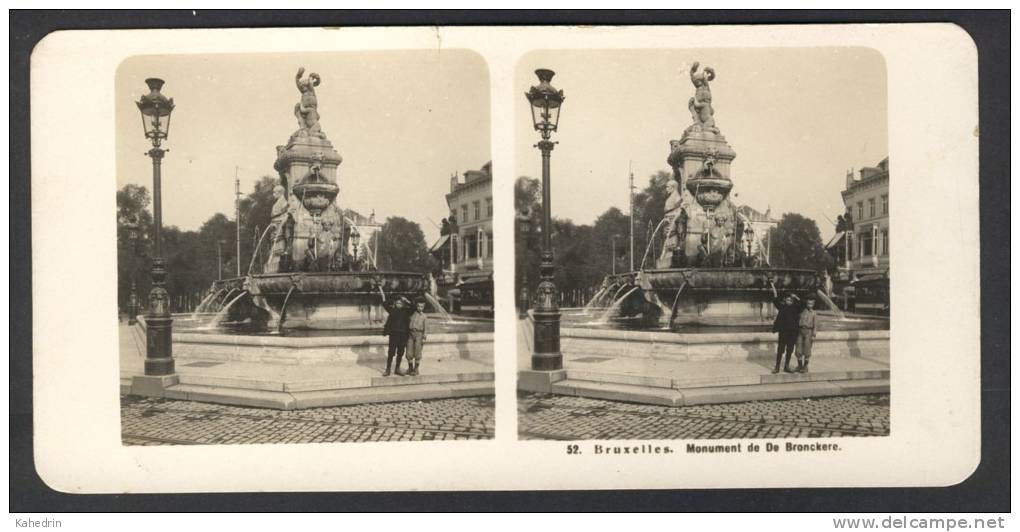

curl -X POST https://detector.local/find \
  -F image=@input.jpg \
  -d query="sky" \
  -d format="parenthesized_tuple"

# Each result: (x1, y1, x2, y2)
(117, 50, 491, 244)
(514, 47, 888, 242)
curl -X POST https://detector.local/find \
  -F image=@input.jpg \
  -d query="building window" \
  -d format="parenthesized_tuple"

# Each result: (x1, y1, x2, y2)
(860, 231, 873, 257)
(461, 204, 469, 223)
(881, 194, 888, 215)
(868, 198, 876, 218)
(464, 234, 477, 259)
(487, 232, 493, 258)
(857, 201, 864, 221)
(881, 230, 889, 256)
(473, 201, 481, 221)
(486, 197, 493, 219)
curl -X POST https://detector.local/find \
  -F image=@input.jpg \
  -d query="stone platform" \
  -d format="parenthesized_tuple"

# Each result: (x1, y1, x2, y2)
(517, 318, 889, 406)
(121, 323, 493, 410)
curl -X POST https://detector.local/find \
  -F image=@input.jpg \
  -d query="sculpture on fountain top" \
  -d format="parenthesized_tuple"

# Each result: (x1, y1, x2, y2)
(668, 61, 736, 213)
(293, 67, 325, 139)
(686, 62, 718, 134)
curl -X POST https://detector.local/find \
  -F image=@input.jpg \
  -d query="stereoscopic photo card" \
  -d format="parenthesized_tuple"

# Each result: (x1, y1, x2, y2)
(30, 23, 979, 492)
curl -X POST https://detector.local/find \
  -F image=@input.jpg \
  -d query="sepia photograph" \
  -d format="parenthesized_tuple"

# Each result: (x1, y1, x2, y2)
(515, 48, 892, 441)
(116, 50, 495, 444)
(24, 21, 987, 497)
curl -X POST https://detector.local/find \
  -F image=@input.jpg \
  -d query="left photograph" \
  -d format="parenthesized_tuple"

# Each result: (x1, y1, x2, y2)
(117, 51, 494, 444)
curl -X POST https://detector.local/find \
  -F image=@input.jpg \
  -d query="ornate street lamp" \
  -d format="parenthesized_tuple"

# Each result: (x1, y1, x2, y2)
(136, 78, 176, 376)
(516, 207, 532, 319)
(525, 69, 565, 371)
(127, 279, 139, 325)
(351, 228, 361, 267)
(123, 217, 141, 325)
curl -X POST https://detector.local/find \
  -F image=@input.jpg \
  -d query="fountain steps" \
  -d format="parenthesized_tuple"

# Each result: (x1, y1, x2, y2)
(122, 373, 494, 410)
(549, 378, 889, 407)
(562, 367, 889, 390)
(517, 318, 890, 406)
(157, 381, 493, 411)
(121, 324, 494, 409)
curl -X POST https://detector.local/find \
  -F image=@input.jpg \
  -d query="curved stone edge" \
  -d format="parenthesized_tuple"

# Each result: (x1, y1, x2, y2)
(172, 331, 494, 348)
(561, 326, 889, 344)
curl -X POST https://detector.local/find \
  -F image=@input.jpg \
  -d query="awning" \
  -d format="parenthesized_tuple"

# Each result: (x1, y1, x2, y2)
(825, 232, 846, 250)
(457, 274, 493, 287)
(429, 234, 451, 253)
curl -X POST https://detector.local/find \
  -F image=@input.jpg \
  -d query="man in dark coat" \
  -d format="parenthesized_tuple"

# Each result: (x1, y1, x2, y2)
(382, 296, 413, 376)
(771, 292, 802, 374)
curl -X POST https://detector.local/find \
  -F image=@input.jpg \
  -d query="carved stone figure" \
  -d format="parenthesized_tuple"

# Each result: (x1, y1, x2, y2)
(293, 67, 324, 138)
(270, 185, 288, 223)
(657, 179, 686, 268)
(686, 62, 718, 134)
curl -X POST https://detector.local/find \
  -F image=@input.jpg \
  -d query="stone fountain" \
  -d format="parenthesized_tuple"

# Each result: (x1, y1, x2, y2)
(125, 68, 493, 409)
(194, 67, 429, 331)
(519, 62, 887, 405)
(592, 62, 819, 327)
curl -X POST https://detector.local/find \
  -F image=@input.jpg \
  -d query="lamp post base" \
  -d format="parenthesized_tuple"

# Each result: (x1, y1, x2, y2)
(531, 352, 562, 371)
(531, 308, 562, 371)
(144, 314, 175, 376)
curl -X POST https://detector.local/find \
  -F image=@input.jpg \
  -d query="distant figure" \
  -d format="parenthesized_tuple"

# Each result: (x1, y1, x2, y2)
(771, 290, 802, 374)
(406, 298, 428, 376)
(381, 296, 413, 376)
(796, 299, 818, 373)
(844, 284, 857, 313)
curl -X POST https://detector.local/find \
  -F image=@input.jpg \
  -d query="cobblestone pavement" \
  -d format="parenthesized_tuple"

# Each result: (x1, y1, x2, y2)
(122, 395, 495, 445)
(518, 393, 889, 440)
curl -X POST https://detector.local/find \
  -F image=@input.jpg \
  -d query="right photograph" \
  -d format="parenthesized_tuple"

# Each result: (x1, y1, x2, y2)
(515, 48, 891, 441)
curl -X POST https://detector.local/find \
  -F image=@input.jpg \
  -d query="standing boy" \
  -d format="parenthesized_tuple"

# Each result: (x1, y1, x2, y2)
(406, 298, 428, 376)
(771, 292, 802, 374)
(796, 298, 818, 373)
(382, 296, 412, 376)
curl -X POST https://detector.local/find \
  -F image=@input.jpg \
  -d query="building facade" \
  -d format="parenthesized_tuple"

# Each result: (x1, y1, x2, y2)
(430, 161, 493, 314)
(838, 157, 889, 276)
(735, 204, 778, 264)
(828, 157, 889, 314)
(344, 208, 382, 269)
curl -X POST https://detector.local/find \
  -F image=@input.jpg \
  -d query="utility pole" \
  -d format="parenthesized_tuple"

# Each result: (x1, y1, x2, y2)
(235, 166, 241, 277)
(628, 161, 635, 272)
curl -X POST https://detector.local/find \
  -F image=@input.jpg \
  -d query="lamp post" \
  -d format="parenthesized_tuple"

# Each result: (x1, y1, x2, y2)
(516, 207, 532, 319)
(124, 218, 141, 325)
(351, 229, 361, 269)
(525, 69, 565, 371)
(744, 226, 754, 265)
(611, 235, 623, 275)
(136, 78, 176, 376)
(217, 240, 225, 280)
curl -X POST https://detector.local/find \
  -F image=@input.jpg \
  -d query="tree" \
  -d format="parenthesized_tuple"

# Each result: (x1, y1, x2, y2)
(514, 177, 543, 307)
(770, 213, 834, 272)
(240, 175, 280, 268)
(377, 216, 436, 272)
(117, 185, 153, 312)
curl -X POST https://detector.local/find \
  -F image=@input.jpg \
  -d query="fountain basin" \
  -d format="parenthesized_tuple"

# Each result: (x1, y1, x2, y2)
(557, 326, 888, 362)
(600, 267, 819, 327)
(202, 271, 429, 330)
(140, 316, 493, 366)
